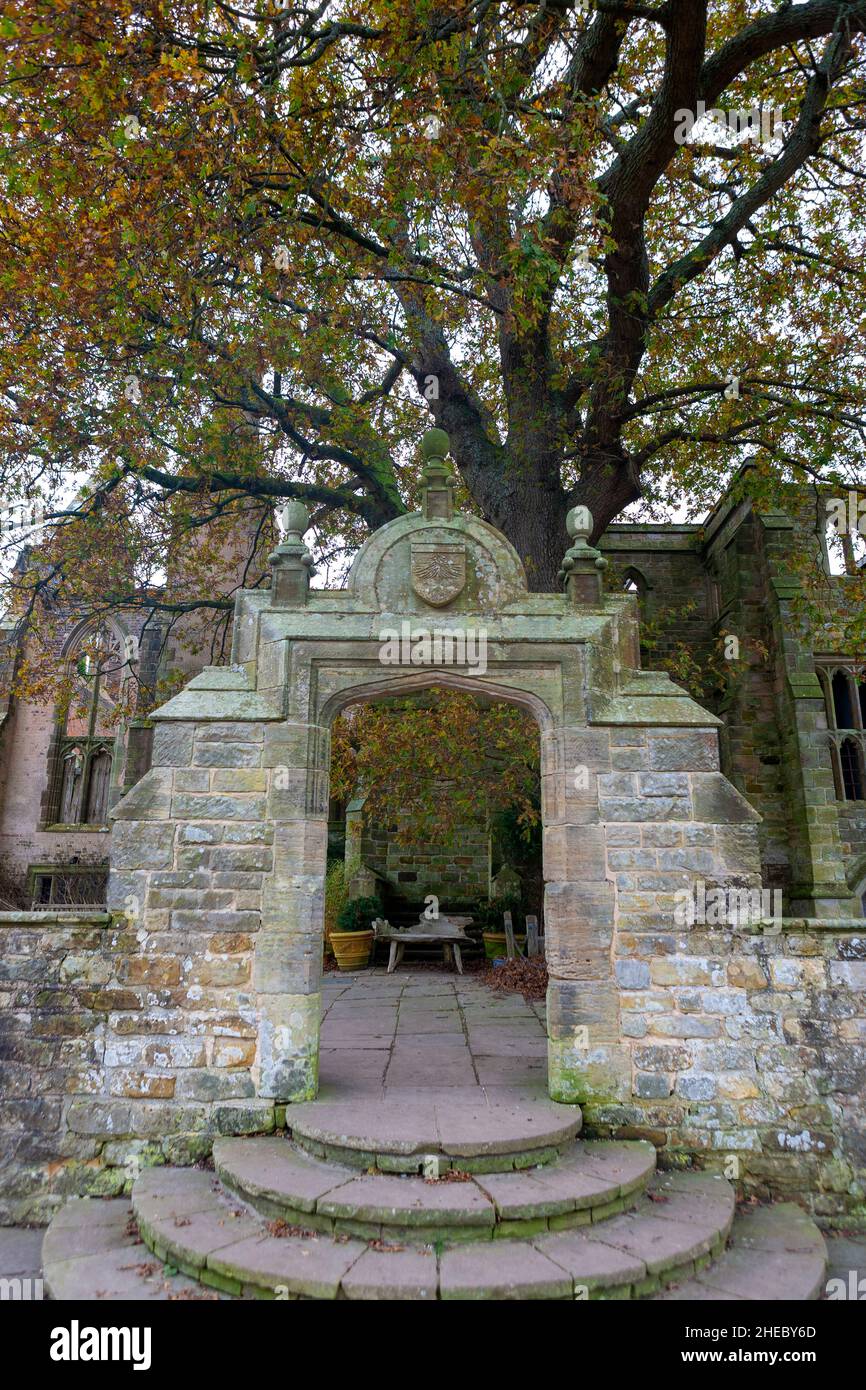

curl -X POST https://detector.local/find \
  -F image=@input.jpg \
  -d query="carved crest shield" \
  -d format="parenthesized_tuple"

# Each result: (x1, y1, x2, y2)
(411, 542, 466, 607)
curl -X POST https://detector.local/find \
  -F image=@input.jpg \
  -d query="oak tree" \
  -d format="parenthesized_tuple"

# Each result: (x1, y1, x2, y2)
(1, 0, 865, 634)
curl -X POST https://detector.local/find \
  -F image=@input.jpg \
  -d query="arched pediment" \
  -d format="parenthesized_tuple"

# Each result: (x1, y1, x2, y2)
(345, 510, 530, 614)
(317, 667, 556, 741)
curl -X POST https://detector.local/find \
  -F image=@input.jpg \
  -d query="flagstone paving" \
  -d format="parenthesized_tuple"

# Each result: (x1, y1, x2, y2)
(319, 966, 548, 1097)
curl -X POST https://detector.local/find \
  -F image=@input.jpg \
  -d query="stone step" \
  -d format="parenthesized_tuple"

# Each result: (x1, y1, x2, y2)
(446, 1170, 738, 1300)
(285, 1091, 582, 1172)
(213, 1136, 656, 1241)
(43, 1170, 829, 1303)
(42, 1198, 223, 1301)
(655, 1202, 827, 1301)
(112, 1166, 773, 1299)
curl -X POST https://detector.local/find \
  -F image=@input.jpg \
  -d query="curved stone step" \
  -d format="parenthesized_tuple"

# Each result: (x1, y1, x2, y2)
(131, 1167, 367, 1298)
(42, 1198, 222, 1301)
(285, 1089, 581, 1172)
(655, 1203, 827, 1301)
(524, 1170, 738, 1300)
(122, 1166, 753, 1299)
(45, 1169, 826, 1302)
(213, 1136, 656, 1241)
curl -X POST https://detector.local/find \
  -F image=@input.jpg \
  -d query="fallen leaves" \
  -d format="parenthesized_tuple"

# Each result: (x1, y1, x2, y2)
(265, 1218, 316, 1239)
(478, 957, 548, 1001)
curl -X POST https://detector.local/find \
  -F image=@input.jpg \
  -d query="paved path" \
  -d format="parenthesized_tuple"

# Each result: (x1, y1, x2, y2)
(321, 966, 547, 1097)
(0, 1226, 43, 1283)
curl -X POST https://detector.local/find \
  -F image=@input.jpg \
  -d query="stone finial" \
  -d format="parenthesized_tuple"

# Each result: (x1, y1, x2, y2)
(558, 504, 607, 605)
(268, 497, 314, 607)
(420, 427, 456, 521)
(279, 498, 311, 542)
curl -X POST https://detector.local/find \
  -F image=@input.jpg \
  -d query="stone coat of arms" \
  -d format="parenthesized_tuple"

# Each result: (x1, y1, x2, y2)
(411, 542, 466, 606)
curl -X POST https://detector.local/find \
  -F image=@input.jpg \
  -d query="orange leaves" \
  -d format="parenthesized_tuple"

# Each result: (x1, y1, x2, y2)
(330, 688, 540, 847)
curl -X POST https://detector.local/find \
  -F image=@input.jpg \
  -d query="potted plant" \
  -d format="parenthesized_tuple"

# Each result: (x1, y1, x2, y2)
(323, 860, 348, 959)
(477, 895, 527, 961)
(330, 894, 382, 971)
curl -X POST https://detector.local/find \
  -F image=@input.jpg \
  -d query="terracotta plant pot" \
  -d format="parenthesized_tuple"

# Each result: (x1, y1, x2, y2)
(482, 931, 526, 962)
(330, 929, 374, 971)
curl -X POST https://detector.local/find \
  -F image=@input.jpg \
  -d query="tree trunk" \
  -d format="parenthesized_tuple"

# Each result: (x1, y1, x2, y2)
(475, 451, 639, 594)
(491, 480, 569, 592)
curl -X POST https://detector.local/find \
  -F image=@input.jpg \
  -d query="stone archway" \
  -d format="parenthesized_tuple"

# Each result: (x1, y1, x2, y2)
(107, 430, 763, 1127)
(316, 672, 551, 1078)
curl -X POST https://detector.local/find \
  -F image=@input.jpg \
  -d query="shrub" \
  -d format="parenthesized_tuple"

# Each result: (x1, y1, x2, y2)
(336, 894, 383, 933)
(473, 895, 524, 933)
(324, 861, 348, 939)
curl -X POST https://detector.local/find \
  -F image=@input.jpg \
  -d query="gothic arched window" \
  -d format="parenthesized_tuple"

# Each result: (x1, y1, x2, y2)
(51, 624, 126, 826)
(840, 738, 866, 802)
(818, 662, 866, 803)
(832, 669, 857, 730)
(622, 567, 648, 598)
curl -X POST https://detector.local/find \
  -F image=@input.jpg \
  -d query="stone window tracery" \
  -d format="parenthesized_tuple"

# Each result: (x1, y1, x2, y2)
(49, 623, 126, 826)
(818, 663, 866, 802)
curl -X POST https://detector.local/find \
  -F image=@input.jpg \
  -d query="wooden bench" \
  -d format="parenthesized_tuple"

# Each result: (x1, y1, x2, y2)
(374, 917, 472, 974)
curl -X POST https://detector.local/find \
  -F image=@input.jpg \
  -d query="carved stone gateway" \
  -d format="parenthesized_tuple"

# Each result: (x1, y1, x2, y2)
(103, 428, 764, 1117)
(4, 431, 866, 1223)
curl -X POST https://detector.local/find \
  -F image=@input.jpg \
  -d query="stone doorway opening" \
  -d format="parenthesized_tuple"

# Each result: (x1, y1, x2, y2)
(317, 678, 547, 1100)
(317, 969, 549, 1103)
(326, 685, 543, 960)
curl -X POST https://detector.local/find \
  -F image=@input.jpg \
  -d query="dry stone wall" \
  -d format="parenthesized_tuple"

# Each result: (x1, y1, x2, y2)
(598, 922, 866, 1226)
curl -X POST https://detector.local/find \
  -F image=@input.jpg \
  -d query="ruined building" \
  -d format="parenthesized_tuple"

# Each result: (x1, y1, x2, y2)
(0, 443, 864, 1234)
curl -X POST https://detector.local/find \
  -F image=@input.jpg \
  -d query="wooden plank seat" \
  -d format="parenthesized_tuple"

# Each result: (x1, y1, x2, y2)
(373, 915, 473, 974)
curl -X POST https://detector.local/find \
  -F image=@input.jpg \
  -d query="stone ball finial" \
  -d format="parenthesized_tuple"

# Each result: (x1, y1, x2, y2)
(280, 498, 310, 538)
(566, 504, 593, 540)
(420, 427, 450, 463)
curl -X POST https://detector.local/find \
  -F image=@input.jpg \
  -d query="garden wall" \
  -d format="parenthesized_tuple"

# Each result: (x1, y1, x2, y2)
(597, 916, 866, 1227)
(1, 882, 865, 1226)
(0, 899, 272, 1225)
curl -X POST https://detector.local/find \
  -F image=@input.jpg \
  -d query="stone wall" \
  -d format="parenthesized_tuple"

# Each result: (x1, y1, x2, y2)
(838, 804, 866, 884)
(601, 501, 864, 918)
(596, 921, 866, 1228)
(0, 899, 276, 1224)
(540, 717, 866, 1227)
(599, 526, 717, 699)
(0, 713, 287, 1222)
(4, 908, 864, 1227)
(354, 805, 491, 906)
(0, 911, 115, 1222)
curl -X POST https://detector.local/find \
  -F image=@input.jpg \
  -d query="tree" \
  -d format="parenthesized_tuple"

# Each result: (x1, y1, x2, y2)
(1, 0, 865, 623)
(330, 688, 540, 845)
